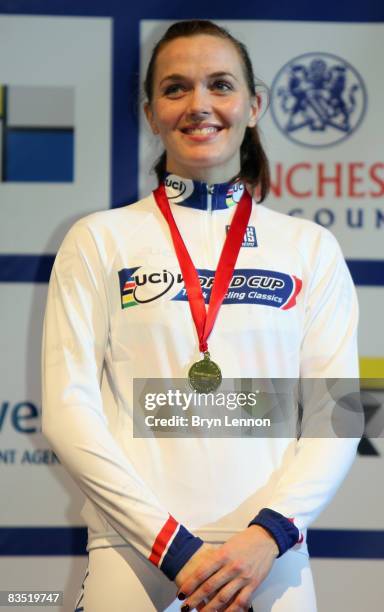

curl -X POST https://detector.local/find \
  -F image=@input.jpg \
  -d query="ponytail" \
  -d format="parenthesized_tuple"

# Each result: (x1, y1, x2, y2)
(240, 127, 270, 202)
(153, 151, 167, 185)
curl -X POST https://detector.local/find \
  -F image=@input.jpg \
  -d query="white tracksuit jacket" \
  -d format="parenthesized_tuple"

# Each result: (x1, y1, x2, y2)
(42, 173, 360, 581)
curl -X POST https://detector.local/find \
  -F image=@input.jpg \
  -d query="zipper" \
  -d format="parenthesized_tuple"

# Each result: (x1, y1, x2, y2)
(205, 184, 218, 269)
(206, 184, 214, 213)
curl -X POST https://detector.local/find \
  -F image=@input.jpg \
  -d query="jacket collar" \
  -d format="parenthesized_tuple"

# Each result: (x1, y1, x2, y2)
(163, 173, 245, 211)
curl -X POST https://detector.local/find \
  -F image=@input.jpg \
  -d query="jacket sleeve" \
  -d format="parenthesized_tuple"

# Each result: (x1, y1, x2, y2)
(41, 219, 202, 580)
(248, 228, 362, 554)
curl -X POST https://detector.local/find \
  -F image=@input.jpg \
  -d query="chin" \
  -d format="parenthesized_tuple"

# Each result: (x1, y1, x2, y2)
(179, 155, 229, 170)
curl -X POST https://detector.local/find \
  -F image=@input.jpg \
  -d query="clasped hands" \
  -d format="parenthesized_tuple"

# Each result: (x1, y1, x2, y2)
(174, 525, 279, 612)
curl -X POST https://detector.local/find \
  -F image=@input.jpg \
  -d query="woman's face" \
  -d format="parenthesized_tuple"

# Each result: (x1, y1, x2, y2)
(145, 34, 259, 183)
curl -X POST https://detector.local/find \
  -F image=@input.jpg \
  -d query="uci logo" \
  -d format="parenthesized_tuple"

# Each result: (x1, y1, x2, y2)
(133, 269, 183, 303)
(226, 181, 245, 207)
(119, 266, 184, 308)
(165, 177, 187, 196)
(165, 174, 194, 202)
(270, 52, 367, 148)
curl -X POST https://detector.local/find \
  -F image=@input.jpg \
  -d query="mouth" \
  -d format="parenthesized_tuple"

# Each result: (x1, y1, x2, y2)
(180, 125, 223, 135)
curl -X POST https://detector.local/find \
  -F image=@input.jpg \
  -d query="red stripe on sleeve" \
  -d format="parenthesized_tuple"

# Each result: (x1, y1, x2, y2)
(148, 515, 179, 566)
(288, 517, 304, 543)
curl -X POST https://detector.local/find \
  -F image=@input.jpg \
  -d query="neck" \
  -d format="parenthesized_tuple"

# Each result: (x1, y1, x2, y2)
(166, 165, 240, 186)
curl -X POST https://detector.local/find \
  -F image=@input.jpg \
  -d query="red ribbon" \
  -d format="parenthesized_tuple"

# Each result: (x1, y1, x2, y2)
(153, 183, 252, 353)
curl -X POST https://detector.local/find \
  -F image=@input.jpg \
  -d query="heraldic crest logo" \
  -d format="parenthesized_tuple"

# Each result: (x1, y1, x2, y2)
(270, 52, 367, 148)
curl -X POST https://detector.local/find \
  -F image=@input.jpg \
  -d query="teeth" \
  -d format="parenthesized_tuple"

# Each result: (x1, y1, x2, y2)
(184, 127, 219, 135)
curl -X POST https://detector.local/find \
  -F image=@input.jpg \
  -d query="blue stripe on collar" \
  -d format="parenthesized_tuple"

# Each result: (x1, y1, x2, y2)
(163, 173, 245, 210)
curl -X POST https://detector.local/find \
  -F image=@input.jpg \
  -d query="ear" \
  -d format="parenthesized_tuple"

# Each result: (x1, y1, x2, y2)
(144, 102, 160, 135)
(247, 94, 260, 128)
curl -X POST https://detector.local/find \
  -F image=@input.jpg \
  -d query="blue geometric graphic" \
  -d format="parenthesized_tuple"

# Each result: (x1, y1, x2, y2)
(0, 84, 74, 182)
(6, 129, 74, 182)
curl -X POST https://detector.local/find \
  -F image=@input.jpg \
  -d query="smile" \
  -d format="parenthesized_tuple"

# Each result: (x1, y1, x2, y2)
(181, 126, 222, 135)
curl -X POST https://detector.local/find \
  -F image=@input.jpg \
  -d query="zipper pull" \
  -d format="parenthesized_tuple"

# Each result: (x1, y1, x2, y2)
(206, 184, 214, 213)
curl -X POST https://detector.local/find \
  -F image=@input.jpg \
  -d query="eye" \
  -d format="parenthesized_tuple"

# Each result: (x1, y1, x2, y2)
(211, 80, 234, 92)
(163, 83, 186, 97)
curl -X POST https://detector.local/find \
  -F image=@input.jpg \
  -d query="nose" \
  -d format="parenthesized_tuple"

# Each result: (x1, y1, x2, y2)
(186, 85, 211, 120)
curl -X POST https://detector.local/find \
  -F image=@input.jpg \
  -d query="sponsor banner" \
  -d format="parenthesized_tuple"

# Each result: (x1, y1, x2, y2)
(0, 284, 83, 525)
(356, 287, 384, 356)
(313, 436, 384, 530)
(311, 558, 384, 611)
(0, 16, 111, 254)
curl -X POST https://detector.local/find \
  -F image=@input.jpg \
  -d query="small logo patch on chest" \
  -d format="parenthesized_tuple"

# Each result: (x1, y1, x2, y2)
(226, 225, 257, 247)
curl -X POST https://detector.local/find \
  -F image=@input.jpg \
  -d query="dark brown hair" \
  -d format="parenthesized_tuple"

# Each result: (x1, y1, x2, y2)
(143, 19, 270, 202)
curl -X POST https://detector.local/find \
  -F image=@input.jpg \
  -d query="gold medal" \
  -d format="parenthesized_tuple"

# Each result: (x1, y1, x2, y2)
(188, 352, 222, 393)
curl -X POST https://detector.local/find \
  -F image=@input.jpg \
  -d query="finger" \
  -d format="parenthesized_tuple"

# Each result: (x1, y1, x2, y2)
(197, 589, 219, 610)
(200, 589, 246, 611)
(179, 556, 223, 600)
(200, 580, 245, 611)
(182, 564, 244, 612)
(226, 586, 255, 612)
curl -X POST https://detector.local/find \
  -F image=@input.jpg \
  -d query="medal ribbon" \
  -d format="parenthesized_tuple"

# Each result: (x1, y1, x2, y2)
(153, 183, 252, 353)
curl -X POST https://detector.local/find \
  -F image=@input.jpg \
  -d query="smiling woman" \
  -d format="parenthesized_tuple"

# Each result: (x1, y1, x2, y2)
(42, 18, 360, 612)
(144, 34, 258, 185)
(143, 20, 270, 200)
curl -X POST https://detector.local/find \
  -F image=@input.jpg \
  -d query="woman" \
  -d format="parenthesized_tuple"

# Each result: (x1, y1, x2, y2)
(42, 20, 360, 611)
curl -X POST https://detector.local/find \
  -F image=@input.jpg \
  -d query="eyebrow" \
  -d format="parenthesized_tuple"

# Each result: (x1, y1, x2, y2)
(159, 71, 238, 86)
